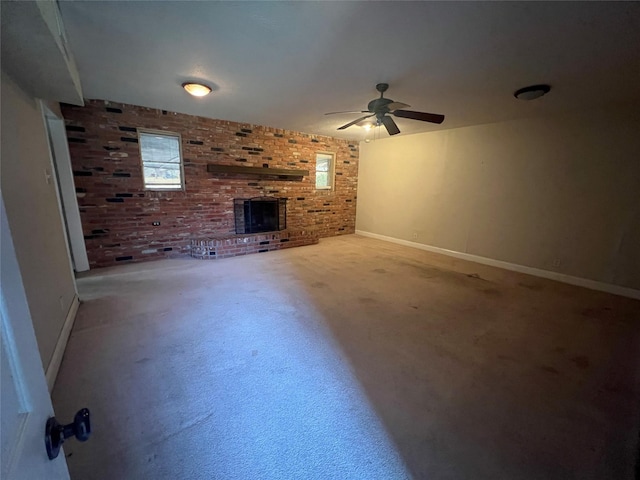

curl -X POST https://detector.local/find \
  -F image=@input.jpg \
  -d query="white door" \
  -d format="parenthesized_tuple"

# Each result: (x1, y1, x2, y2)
(0, 195, 70, 479)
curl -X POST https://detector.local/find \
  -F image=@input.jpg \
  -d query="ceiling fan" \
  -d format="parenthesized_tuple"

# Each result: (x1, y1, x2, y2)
(325, 83, 444, 136)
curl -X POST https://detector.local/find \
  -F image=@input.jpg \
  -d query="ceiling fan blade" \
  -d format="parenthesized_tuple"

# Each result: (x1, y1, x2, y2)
(385, 102, 410, 112)
(325, 110, 370, 115)
(393, 110, 445, 124)
(337, 114, 375, 130)
(381, 115, 400, 135)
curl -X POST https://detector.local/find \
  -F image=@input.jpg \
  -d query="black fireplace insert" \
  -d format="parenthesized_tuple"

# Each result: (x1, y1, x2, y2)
(234, 197, 287, 234)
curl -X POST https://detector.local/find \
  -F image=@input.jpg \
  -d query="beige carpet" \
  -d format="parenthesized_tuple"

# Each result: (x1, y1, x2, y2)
(53, 234, 640, 479)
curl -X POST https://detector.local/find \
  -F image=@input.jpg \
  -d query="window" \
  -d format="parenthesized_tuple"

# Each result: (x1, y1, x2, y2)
(139, 131, 184, 190)
(315, 152, 335, 189)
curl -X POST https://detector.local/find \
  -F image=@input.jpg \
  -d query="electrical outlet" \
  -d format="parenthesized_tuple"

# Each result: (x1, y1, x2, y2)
(412, 232, 418, 239)
(552, 258, 561, 268)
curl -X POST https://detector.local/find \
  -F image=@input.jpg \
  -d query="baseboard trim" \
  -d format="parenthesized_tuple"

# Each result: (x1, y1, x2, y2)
(355, 230, 640, 300)
(45, 294, 79, 391)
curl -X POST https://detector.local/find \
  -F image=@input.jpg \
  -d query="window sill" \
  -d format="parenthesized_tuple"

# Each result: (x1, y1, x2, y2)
(144, 186, 184, 191)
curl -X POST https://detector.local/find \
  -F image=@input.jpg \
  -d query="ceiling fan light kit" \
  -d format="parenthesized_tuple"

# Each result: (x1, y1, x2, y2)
(514, 84, 551, 100)
(325, 83, 445, 136)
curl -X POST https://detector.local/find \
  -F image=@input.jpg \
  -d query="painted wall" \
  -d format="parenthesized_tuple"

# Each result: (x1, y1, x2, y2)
(356, 107, 640, 290)
(1, 71, 77, 370)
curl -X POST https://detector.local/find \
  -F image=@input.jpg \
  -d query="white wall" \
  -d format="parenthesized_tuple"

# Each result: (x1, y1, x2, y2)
(356, 107, 640, 290)
(1, 71, 77, 370)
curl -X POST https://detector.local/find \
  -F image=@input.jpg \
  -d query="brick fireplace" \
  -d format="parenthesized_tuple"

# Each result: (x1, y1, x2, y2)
(62, 101, 358, 268)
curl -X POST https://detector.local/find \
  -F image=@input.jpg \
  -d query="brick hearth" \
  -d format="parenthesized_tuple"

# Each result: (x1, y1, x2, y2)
(190, 229, 319, 260)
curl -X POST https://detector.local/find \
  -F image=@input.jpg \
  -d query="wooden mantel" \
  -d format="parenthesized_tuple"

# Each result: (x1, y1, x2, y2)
(207, 164, 309, 178)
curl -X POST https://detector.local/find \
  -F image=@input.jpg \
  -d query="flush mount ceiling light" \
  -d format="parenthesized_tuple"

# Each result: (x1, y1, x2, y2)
(182, 83, 212, 97)
(514, 84, 551, 101)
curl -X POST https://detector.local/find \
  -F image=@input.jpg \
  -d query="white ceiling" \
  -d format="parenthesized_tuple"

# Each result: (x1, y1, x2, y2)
(59, 1, 640, 140)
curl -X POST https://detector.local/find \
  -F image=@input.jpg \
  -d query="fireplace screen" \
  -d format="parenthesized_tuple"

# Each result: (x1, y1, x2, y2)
(234, 197, 287, 234)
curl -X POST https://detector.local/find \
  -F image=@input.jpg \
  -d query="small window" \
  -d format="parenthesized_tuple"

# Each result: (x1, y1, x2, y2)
(315, 152, 335, 189)
(139, 131, 184, 190)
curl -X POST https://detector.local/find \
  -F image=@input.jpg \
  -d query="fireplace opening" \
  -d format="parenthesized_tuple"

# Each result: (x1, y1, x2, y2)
(234, 197, 287, 234)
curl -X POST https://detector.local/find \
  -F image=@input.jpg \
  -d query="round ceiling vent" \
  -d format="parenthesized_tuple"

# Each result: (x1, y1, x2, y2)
(514, 84, 551, 101)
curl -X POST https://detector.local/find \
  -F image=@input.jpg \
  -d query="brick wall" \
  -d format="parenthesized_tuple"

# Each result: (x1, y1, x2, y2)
(61, 100, 359, 268)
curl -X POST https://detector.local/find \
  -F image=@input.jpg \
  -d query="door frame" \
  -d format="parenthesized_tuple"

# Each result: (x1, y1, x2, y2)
(41, 102, 90, 273)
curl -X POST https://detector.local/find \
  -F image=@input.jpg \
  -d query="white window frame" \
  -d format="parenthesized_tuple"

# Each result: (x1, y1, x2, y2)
(138, 129, 185, 191)
(315, 152, 335, 190)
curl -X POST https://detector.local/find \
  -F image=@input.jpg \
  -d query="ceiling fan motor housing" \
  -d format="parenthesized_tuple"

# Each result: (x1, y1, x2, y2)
(368, 97, 395, 114)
